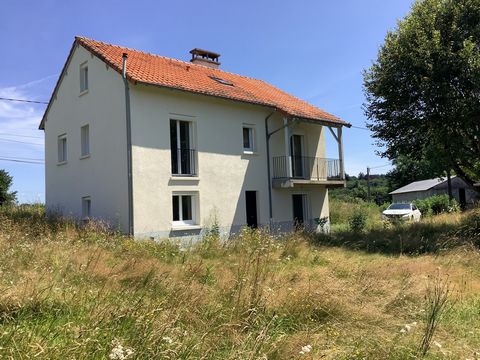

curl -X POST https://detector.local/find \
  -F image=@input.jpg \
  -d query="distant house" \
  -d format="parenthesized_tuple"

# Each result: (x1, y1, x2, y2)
(389, 177, 477, 208)
(39, 36, 350, 239)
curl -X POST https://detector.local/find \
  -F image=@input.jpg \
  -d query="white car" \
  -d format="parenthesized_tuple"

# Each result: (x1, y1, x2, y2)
(382, 203, 421, 222)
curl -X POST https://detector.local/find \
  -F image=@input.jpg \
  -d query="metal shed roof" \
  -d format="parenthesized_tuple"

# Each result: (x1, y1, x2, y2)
(389, 177, 450, 195)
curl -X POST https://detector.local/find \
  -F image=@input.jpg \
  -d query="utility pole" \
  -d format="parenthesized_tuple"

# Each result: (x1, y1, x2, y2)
(366, 166, 371, 202)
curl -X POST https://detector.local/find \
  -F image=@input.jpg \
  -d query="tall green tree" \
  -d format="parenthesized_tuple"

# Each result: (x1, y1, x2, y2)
(386, 155, 444, 192)
(364, 0, 480, 185)
(0, 170, 17, 205)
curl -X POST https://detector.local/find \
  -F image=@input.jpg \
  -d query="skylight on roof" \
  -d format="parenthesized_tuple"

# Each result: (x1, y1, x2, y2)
(209, 76, 234, 86)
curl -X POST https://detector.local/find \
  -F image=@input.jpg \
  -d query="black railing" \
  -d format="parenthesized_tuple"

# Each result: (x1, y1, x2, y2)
(272, 156, 342, 180)
(171, 148, 197, 176)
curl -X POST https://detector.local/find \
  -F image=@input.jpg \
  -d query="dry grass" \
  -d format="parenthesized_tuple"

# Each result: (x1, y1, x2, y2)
(0, 205, 480, 359)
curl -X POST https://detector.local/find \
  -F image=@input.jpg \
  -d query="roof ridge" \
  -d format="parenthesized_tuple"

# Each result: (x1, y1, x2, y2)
(75, 36, 267, 83)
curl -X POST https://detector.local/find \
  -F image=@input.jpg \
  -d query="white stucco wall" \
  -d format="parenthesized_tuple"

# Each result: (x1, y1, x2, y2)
(129, 85, 330, 238)
(44, 45, 129, 231)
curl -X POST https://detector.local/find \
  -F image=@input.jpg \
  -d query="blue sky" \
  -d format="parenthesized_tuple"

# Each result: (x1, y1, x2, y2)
(0, 0, 413, 203)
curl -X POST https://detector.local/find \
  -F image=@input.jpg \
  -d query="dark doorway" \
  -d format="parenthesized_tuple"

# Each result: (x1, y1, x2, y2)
(290, 134, 304, 178)
(292, 194, 305, 228)
(245, 191, 258, 228)
(459, 188, 466, 209)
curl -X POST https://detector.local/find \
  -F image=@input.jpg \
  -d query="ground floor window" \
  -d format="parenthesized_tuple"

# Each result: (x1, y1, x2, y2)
(172, 193, 197, 226)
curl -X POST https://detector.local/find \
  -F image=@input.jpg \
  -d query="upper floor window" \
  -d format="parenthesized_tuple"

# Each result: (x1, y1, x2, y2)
(170, 119, 196, 176)
(242, 126, 254, 152)
(80, 63, 88, 93)
(81, 124, 90, 157)
(58, 134, 67, 163)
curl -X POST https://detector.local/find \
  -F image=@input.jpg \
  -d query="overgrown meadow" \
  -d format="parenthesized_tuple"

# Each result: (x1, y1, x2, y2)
(0, 204, 479, 359)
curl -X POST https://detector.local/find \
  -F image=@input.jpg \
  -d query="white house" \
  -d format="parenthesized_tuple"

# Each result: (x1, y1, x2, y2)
(40, 37, 350, 239)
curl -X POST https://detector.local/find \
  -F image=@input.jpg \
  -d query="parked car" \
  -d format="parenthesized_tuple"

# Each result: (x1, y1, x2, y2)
(382, 203, 421, 222)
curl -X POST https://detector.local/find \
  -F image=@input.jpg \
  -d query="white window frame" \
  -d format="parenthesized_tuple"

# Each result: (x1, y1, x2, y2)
(172, 192, 198, 226)
(81, 196, 91, 220)
(170, 118, 196, 176)
(80, 124, 90, 157)
(80, 62, 89, 94)
(57, 134, 67, 164)
(242, 125, 255, 153)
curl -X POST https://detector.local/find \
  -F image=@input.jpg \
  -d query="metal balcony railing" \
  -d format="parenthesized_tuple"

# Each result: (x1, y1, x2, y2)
(272, 156, 342, 180)
(171, 148, 197, 176)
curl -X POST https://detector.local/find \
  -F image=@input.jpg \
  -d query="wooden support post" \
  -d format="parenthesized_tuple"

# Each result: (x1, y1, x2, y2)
(337, 127, 345, 180)
(284, 117, 292, 178)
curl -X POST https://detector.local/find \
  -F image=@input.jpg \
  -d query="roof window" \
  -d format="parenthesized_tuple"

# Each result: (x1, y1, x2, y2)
(209, 76, 234, 86)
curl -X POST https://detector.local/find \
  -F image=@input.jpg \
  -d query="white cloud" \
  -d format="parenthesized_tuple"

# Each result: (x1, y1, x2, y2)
(0, 75, 55, 158)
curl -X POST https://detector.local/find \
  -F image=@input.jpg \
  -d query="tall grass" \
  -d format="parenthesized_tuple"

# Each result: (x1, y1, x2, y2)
(329, 198, 385, 231)
(0, 205, 479, 359)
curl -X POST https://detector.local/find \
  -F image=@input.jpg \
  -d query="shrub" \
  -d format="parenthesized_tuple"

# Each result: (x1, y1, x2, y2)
(348, 211, 367, 232)
(330, 198, 383, 230)
(414, 195, 459, 216)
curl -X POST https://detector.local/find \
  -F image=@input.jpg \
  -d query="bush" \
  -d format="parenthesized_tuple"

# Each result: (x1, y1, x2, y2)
(348, 211, 367, 232)
(330, 199, 383, 230)
(414, 195, 459, 216)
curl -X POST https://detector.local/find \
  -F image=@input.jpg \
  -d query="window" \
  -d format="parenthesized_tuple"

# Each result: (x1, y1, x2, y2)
(172, 194, 197, 226)
(81, 124, 90, 157)
(209, 76, 234, 86)
(82, 196, 91, 219)
(58, 134, 67, 163)
(170, 119, 196, 175)
(80, 63, 88, 93)
(243, 126, 254, 152)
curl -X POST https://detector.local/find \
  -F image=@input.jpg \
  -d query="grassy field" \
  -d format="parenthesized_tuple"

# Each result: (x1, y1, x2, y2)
(0, 205, 479, 359)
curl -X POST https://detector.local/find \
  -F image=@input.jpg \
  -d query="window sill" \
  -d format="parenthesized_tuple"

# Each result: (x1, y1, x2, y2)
(242, 150, 258, 156)
(80, 154, 90, 160)
(79, 89, 89, 97)
(171, 224, 202, 231)
(57, 161, 68, 166)
(170, 175, 199, 181)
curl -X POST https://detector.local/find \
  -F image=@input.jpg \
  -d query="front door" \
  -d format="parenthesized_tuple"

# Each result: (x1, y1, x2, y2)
(245, 191, 258, 228)
(459, 188, 466, 209)
(292, 194, 305, 228)
(290, 135, 304, 178)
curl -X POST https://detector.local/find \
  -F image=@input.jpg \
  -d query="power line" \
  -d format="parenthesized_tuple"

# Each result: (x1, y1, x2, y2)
(350, 125, 370, 131)
(0, 132, 43, 139)
(1, 155, 44, 161)
(369, 163, 391, 169)
(0, 97, 48, 105)
(0, 137, 43, 146)
(0, 157, 44, 164)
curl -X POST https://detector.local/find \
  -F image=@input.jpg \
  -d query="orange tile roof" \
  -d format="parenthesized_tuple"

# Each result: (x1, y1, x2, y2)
(41, 37, 350, 128)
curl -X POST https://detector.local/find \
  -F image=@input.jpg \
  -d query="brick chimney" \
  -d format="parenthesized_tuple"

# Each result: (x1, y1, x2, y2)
(190, 48, 220, 69)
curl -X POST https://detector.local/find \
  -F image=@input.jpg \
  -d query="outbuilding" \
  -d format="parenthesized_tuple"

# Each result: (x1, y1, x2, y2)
(389, 177, 477, 208)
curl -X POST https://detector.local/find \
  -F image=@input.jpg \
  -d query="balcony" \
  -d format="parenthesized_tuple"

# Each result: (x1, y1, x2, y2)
(171, 148, 197, 176)
(272, 156, 345, 188)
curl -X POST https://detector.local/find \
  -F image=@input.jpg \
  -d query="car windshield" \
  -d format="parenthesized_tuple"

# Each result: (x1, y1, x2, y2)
(388, 203, 411, 210)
